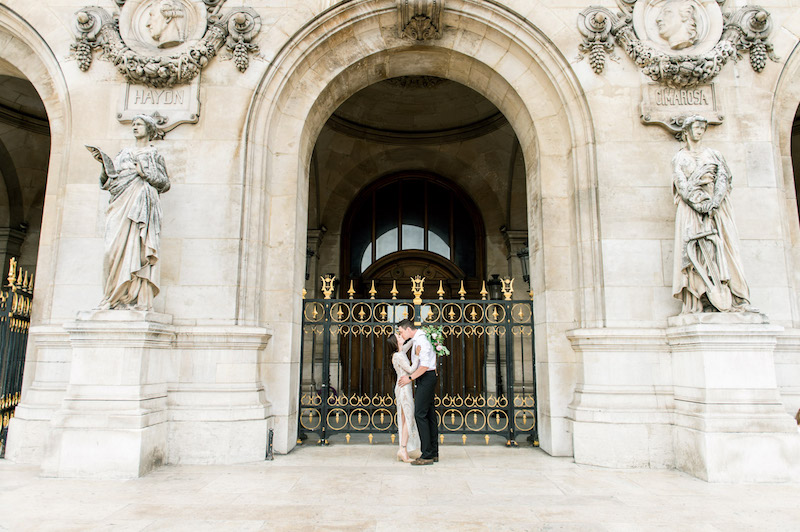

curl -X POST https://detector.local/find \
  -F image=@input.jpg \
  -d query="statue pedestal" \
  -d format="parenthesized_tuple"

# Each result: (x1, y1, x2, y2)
(667, 313, 800, 482)
(41, 310, 175, 479)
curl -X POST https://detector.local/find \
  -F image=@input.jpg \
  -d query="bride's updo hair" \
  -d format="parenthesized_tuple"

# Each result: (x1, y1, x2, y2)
(387, 333, 399, 353)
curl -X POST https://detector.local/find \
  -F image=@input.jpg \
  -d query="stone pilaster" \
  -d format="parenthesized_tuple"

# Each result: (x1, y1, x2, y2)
(168, 325, 271, 464)
(568, 328, 674, 469)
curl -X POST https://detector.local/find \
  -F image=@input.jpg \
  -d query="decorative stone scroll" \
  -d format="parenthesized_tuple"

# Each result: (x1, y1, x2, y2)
(578, 1, 777, 88)
(71, 0, 262, 88)
(397, 0, 444, 41)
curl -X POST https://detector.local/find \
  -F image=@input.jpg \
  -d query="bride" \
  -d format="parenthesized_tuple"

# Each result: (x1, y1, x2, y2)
(388, 332, 420, 462)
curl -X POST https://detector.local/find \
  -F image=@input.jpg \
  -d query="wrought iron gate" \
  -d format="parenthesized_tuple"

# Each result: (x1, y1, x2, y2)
(0, 259, 33, 457)
(298, 275, 537, 446)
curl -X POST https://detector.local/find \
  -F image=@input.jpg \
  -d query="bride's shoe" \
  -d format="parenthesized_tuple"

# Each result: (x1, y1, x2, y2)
(397, 446, 411, 463)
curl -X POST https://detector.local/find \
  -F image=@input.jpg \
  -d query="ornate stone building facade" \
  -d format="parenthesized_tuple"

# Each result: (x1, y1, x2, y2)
(1, 0, 799, 481)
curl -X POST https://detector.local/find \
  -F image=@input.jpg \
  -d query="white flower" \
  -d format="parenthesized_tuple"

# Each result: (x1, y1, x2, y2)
(436, 345, 443, 351)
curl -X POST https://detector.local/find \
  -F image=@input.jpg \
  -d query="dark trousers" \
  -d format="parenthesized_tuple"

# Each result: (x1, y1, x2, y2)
(414, 371, 438, 459)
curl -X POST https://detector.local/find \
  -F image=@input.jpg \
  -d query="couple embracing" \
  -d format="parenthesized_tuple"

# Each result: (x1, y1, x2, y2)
(388, 319, 439, 465)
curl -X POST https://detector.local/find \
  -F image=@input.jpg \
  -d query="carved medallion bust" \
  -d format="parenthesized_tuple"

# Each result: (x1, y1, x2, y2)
(655, 0, 699, 50)
(145, 0, 187, 49)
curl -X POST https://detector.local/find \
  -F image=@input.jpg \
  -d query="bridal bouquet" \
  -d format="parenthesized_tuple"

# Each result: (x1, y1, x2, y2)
(422, 325, 450, 356)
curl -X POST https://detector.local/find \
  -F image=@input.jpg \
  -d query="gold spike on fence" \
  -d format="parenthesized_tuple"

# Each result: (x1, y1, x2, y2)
(6, 258, 34, 295)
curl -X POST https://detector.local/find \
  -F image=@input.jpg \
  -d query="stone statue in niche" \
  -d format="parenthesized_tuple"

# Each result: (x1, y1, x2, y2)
(145, 0, 187, 48)
(656, 0, 699, 50)
(86, 115, 170, 311)
(671, 115, 755, 314)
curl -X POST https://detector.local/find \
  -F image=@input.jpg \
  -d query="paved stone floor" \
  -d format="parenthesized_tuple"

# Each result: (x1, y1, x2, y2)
(1, 443, 800, 531)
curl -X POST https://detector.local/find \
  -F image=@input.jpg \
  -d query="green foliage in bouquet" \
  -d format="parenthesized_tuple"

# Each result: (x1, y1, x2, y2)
(422, 325, 450, 356)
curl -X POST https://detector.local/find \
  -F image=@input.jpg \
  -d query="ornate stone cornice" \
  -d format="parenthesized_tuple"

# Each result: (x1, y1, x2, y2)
(578, 2, 777, 88)
(397, 0, 444, 41)
(71, 1, 261, 88)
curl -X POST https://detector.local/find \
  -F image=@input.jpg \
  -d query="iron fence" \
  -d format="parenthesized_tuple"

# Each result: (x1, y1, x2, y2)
(298, 275, 537, 447)
(0, 258, 33, 458)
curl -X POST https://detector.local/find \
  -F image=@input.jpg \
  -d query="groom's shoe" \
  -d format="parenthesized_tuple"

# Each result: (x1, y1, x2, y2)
(411, 458, 434, 466)
(433, 457, 439, 463)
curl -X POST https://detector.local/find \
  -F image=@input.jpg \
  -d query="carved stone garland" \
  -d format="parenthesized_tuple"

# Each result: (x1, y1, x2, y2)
(578, 3, 777, 88)
(71, 0, 261, 88)
(398, 0, 444, 41)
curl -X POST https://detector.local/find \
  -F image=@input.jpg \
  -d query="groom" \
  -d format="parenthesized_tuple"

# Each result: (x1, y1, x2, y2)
(397, 319, 438, 465)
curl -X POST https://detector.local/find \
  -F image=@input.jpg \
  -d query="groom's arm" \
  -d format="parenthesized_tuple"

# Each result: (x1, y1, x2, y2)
(399, 345, 427, 387)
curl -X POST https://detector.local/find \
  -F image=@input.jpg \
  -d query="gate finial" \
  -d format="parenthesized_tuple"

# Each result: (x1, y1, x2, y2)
(411, 275, 425, 305)
(320, 275, 336, 299)
(501, 277, 514, 301)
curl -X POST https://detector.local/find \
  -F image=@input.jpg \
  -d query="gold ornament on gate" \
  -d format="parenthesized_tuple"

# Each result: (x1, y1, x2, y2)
(320, 275, 336, 299)
(501, 277, 514, 301)
(411, 275, 425, 306)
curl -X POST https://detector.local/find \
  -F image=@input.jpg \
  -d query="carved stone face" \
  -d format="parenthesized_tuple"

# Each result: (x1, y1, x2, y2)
(145, 0, 186, 48)
(655, 0, 698, 50)
(688, 120, 707, 141)
(132, 118, 149, 140)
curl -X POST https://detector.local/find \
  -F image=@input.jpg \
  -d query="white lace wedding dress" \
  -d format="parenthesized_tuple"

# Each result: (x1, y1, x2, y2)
(392, 343, 421, 453)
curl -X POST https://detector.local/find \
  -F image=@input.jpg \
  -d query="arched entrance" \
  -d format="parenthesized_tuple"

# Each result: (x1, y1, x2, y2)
(0, 4, 71, 462)
(240, 0, 602, 455)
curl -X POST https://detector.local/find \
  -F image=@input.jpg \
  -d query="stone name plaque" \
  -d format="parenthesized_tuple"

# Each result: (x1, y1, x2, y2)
(117, 76, 201, 132)
(640, 82, 723, 135)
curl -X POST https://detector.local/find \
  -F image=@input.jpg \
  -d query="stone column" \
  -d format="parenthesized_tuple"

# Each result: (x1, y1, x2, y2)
(41, 311, 175, 479)
(0, 227, 26, 275)
(501, 228, 527, 285)
(667, 313, 800, 482)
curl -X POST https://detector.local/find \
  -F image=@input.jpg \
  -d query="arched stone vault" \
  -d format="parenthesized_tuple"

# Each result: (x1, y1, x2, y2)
(241, 0, 601, 455)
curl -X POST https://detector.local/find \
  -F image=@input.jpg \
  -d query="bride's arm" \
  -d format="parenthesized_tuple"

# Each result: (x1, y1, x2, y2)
(401, 339, 413, 355)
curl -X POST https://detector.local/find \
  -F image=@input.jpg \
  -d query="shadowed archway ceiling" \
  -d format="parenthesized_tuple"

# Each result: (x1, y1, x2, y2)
(329, 76, 506, 144)
(0, 74, 49, 134)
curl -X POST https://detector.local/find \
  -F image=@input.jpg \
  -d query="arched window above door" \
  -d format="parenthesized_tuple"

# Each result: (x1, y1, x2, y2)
(344, 173, 484, 279)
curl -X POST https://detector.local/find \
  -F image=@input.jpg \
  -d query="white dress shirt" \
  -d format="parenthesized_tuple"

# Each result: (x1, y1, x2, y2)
(413, 329, 436, 371)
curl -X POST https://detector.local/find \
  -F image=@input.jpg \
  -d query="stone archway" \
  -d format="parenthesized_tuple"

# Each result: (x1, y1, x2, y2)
(241, 0, 601, 455)
(0, 4, 72, 463)
(771, 40, 800, 418)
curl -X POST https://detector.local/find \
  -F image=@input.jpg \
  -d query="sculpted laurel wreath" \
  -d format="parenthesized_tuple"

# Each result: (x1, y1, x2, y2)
(422, 325, 450, 356)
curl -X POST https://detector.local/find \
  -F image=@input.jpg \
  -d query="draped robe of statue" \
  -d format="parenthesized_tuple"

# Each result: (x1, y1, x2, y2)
(99, 146, 170, 310)
(671, 145, 750, 313)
